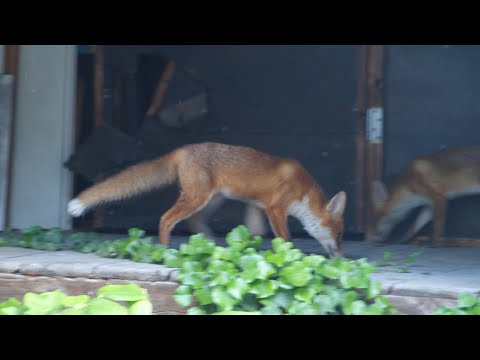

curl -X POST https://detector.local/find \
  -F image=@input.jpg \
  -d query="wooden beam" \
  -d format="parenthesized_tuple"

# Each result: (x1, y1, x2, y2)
(93, 45, 105, 229)
(2, 45, 19, 228)
(354, 45, 368, 233)
(146, 60, 176, 117)
(113, 72, 123, 129)
(94, 45, 104, 126)
(364, 45, 385, 243)
(413, 236, 480, 247)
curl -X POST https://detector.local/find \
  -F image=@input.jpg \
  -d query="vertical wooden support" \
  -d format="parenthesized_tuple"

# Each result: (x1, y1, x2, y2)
(2, 45, 19, 229)
(146, 60, 176, 117)
(93, 45, 105, 229)
(354, 45, 368, 233)
(365, 45, 385, 243)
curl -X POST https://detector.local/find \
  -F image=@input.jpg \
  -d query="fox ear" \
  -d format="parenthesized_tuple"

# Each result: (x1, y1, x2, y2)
(372, 180, 389, 209)
(326, 191, 347, 220)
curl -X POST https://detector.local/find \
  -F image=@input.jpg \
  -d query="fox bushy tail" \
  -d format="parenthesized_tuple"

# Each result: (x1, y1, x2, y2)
(68, 154, 178, 217)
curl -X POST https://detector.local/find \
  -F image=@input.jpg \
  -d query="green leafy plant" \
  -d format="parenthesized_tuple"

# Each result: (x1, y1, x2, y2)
(376, 251, 422, 273)
(171, 226, 396, 315)
(433, 292, 480, 315)
(0, 226, 65, 251)
(0, 283, 153, 315)
(1, 225, 398, 315)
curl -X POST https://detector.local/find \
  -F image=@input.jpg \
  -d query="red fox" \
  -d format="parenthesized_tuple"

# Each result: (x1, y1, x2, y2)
(68, 142, 347, 257)
(370, 146, 480, 246)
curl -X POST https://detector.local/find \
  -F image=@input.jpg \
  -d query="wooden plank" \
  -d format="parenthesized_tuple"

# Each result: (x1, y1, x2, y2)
(0, 75, 14, 230)
(93, 45, 105, 229)
(75, 76, 85, 146)
(113, 72, 123, 129)
(353, 45, 368, 233)
(146, 60, 176, 117)
(413, 236, 480, 247)
(94, 45, 104, 126)
(365, 45, 385, 243)
(2, 45, 19, 228)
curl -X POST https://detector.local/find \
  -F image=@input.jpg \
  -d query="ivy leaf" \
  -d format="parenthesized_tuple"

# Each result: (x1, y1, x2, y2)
(279, 261, 313, 287)
(211, 287, 239, 311)
(340, 272, 369, 289)
(85, 298, 129, 315)
(366, 281, 382, 299)
(187, 307, 207, 315)
(60, 307, 88, 315)
(177, 272, 206, 289)
(287, 301, 320, 315)
(163, 249, 183, 268)
(23, 290, 66, 315)
(241, 260, 276, 282)
(211, 271, 235, 286)
(249, 236, 263, 250)
(318, 265, 342, 279)
(341, 291, 358, 315)
(351, 300, 367, 315)
(458, 292, 478, 309)
(250, 280, 278, 299)
(194, 288, 213, 306)
(226, 226, 251, 251)
(294, 286, 318, 302)
(239, 254, 264, 269)
(302, 255, 327, 268)
(260, 303, 284, 315)
(226, 278, 250, 300)
(264, 290, 293, 309)
(0, 298, 25, 315)
(129, 300, 153, 315)
(62, 295, 91, 308)
(97, 283, 148, 302)
(264, 250, 287, 267)
(213, 310, 261, 315)
(189, 234, 216, 255)
(151, 246, 165, 263)
(173, 285, 193, 307)
(312, 294, 336, 314)
(128, 228, 145, 239)
(181, 261, 203, 273)
(272, 237, 293, 252)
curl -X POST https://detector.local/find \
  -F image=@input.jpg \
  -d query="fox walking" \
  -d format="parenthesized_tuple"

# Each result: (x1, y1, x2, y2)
(68, 142, 346, 257)
(370, 146, 480, 245)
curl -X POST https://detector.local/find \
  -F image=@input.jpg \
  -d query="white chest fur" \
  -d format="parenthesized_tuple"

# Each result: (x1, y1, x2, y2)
(288, 196, 334, 246)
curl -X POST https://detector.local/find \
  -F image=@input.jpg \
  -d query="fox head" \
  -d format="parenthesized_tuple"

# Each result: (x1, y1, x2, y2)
(320, 191, 347, 258)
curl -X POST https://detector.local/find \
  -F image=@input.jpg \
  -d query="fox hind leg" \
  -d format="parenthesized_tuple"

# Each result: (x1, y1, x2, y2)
(185, 194, 225, 238)
(245, 205, 267, 236)
(399, 206, 433, 244)
(159, 192, 215, 245)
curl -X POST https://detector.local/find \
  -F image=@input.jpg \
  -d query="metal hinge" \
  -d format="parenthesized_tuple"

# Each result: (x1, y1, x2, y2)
(366, 107, 384, 143)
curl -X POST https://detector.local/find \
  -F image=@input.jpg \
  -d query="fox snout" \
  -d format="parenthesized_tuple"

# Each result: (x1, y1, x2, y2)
(327, 246, 343, 258)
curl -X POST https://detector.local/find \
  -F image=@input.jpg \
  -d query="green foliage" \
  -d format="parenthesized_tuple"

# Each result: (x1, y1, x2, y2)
(1, 226, 167, 266)
(433, 292, 480, 315)
(0, 283, 153, 315)
(0, 226, 65, 251)
(171, 226, 396, 315)
(1, 224, 398, 315)
(376, 251, 423, 273)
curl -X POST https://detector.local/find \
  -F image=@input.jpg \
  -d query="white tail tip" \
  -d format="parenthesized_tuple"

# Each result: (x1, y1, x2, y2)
(68, 199, 86, 217)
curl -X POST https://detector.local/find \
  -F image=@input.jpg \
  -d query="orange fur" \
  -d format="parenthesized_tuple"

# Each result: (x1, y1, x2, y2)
(69, 142, 347, 257)
(370, 146, 480, 245)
